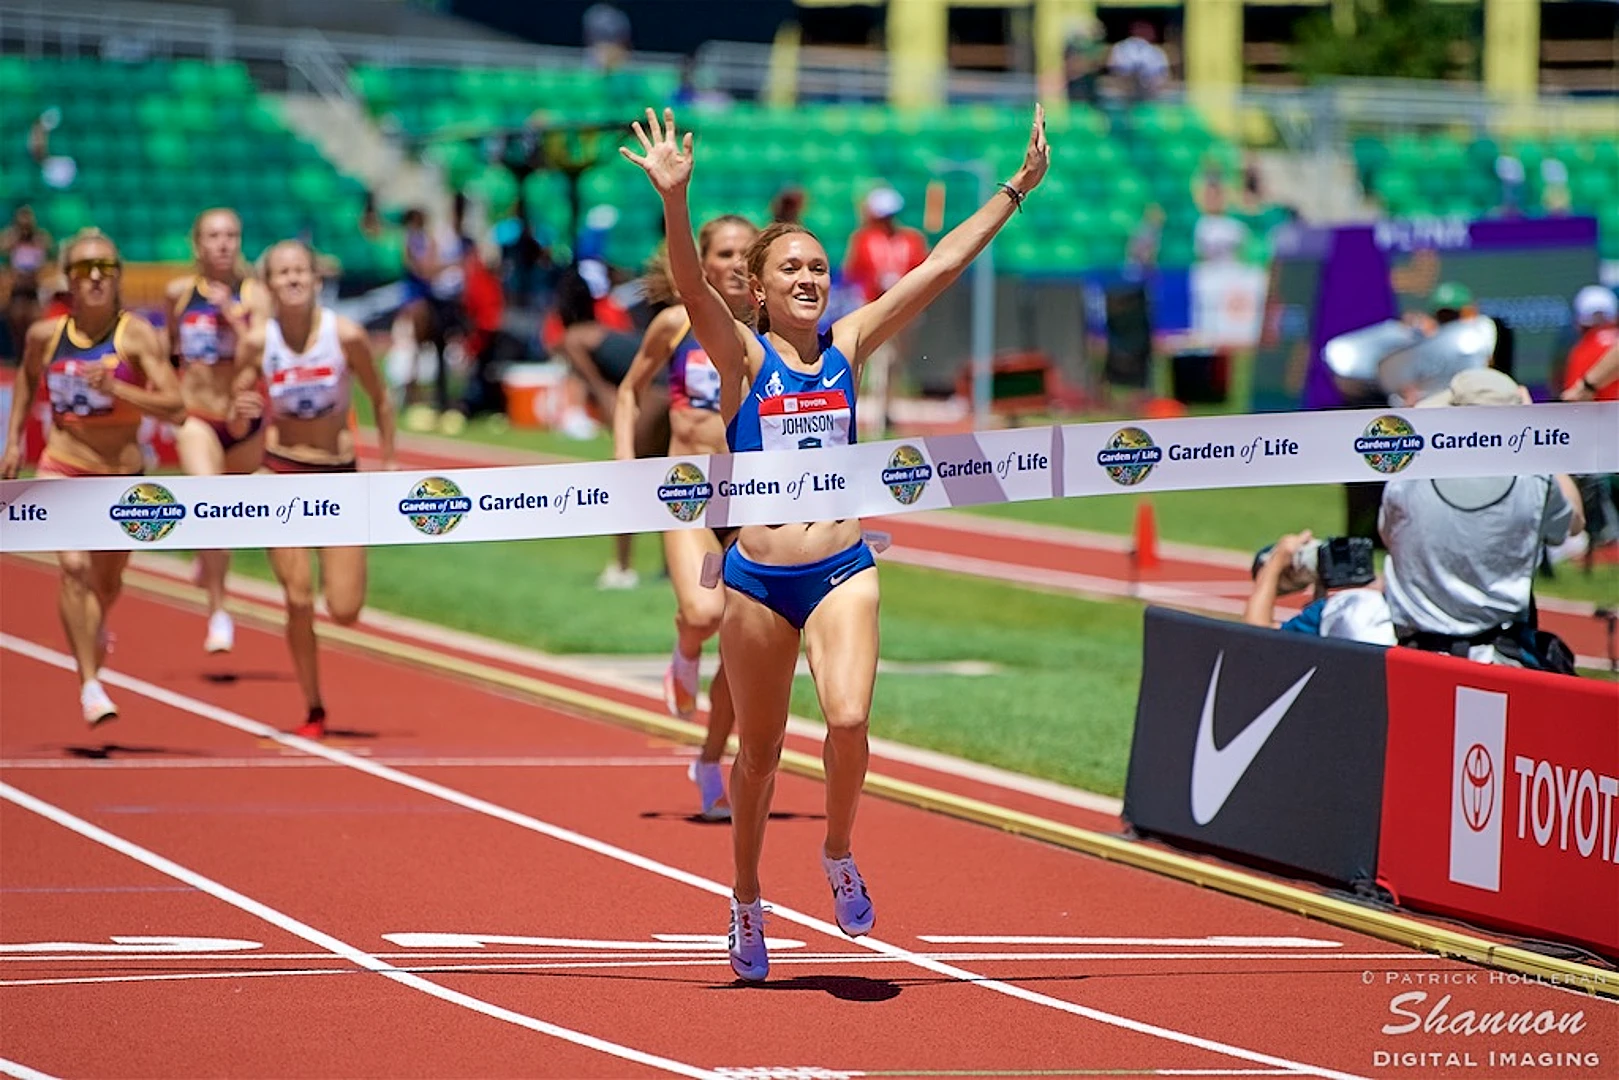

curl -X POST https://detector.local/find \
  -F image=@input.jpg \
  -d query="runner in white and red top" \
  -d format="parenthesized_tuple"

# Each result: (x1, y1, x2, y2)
(228, 239, 395, 740)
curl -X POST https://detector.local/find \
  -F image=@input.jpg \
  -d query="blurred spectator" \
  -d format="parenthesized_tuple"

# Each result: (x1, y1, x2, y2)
(1062, 18, 1107, 107)
(30, 109, 76, 190)
(451, 241, 523, 423)
(1558, 285, 1619, 561)
(1123, 203, 1164, 282)
(549, 259, 641, 436)
(1379, 368, 1583, 672)
(1108, 21, 1170, 103)
(583, 2, 632, 72)
(1494, 154, 1525, 217)
(844, 186, 929, 437)
(1192, 181, 1248, 265)
(1, 205, 53, 364)
(391, 207, 468, 434)
(1562, 285, 1618, 402)
(1540, 159, 1571, 215)
(769, 186, 806, 225)
(672, 55, 730, 110)
(1244, 529, 1394, 645)
(1238, 151, 1265, 214)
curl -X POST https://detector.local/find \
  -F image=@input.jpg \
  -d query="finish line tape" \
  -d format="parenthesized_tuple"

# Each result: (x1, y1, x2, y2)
(2, 403, 1613, 553)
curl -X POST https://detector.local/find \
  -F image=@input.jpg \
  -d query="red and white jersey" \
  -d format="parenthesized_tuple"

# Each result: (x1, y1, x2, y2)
(263, 308, 349, 421)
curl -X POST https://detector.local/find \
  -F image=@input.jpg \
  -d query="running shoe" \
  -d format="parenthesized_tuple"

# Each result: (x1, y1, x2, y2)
(595, 564, 639, 590)
(728, 896, 769, 982)
(204, 610, 235, 654)
(664, 647, 700, 720)
(821, 850, 875, 936)
(81, 680, 118, 727)
(293, 707, 326, 740)
(688, 759, 731, 821)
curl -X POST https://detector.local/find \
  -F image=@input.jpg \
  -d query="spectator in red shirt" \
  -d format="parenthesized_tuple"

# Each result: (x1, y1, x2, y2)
(843, 187, 928, 436)
(1563, 285, 1618, 402)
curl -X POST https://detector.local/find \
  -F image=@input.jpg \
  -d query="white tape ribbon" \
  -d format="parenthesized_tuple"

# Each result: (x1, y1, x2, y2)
(1, 404, 1613, 553)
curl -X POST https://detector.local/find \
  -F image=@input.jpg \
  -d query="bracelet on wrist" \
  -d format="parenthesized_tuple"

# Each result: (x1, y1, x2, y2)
(997, 181, 1026, 212)
(1583, 375, 1599, 394)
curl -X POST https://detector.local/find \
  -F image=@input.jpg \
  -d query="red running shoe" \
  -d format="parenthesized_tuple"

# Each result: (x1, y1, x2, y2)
(292, 707, 326, 740)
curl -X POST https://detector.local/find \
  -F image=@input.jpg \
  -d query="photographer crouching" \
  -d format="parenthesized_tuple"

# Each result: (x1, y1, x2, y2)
(1379, 368, 1584, 673)
(1246, 532, 1394, 645)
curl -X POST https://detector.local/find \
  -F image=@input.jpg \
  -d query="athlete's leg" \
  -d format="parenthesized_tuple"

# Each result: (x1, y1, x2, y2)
(56, 550, 104, 686)
(704, 654, 737, 761)
(176, 417, 234, 629)
(719, 588, 800, 904)
(317, 546, 367, 628)
(801, 566, 880, 860)
(663, 528, 725, 683)
(267, 547, 322, 712)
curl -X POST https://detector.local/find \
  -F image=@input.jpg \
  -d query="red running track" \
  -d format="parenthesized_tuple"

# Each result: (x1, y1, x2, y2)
(4, 557, 1615, 1078)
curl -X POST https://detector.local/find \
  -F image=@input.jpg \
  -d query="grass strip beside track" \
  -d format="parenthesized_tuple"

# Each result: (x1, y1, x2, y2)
(92, 560, 1619, 1001)
(223, 541, 1145, 797)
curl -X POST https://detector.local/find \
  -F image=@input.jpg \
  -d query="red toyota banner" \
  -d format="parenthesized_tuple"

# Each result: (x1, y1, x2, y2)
(1379, 648, 1619, 957)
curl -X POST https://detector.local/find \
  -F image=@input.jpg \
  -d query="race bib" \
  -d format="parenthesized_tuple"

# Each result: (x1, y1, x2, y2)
(758, 390, 852, 451)
(46, 360, 116, 417)
(178, 311, 221, 364)
(268, 362, 343, 420)
(683, 350, 721, 411)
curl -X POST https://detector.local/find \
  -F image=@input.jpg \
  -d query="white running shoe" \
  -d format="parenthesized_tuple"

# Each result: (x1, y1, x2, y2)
(728, 896, 769, 982)
(595, 564, 640, 590)
(81, 680, 118, 727)
(688, 759, 731, 821)
(664, 647, 700, 720)
(204, 610, 235, 654)
(821, 850, 875, 936)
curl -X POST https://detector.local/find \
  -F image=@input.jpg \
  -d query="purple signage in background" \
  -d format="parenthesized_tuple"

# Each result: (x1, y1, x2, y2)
(1292, 215, 1599, 410)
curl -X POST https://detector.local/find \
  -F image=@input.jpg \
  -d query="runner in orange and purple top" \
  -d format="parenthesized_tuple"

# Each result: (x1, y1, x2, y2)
(614, 215, 758, 820)
(164, 207, 272, 655)
(1, 229, 185, 726)
(228, 239, 395, 740)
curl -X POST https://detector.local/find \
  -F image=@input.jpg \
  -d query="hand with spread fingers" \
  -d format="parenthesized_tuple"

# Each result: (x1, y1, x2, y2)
(620, 107, 695, 198)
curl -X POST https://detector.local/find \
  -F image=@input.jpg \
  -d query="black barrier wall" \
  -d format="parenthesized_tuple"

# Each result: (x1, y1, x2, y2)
(1123, 607, 1389, 888)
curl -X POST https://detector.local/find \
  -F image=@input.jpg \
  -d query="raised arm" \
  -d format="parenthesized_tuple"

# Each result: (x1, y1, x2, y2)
(1564, 339, 1619, 400)
(613, 305, 683, 461)
(1, 319, 55, 478)
(833, 105, 1050, 367)
(340, 316, 395, 470)
(621, 108, 754, 382)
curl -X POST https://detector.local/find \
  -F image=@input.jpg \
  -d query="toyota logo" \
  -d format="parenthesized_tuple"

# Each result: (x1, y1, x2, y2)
(1459, 742, 1495, 833)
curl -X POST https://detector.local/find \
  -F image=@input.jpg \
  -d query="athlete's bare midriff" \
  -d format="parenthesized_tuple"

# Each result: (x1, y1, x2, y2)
(265, 414, 355, 468)
(178, 361, 240, 421)
(736, 518, 862, 567)
(669, 407, 726, 458)
(43, 423, 144, 475)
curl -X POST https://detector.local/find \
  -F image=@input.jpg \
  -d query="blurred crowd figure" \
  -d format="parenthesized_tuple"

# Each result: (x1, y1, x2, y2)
(1063, 19, 1172, 106)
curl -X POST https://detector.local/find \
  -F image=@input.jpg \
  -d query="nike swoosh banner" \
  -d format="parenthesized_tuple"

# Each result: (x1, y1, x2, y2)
(1123, 607, 1389, 887)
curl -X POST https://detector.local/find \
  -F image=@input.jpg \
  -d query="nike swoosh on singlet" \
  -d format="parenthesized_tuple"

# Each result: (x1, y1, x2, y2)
(1187, 653, 1316, 826)
(822, 370, 847, 388)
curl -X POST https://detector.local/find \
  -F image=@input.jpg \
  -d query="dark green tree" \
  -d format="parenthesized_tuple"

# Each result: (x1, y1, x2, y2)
(1292, 0, 1478, 82)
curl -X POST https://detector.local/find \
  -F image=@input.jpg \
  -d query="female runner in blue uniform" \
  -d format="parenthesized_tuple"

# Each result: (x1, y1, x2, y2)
(613, 214, 758, 820)
(1, 229, 185, 725)
(624, 105, 1048, 981)
(164, 207, 271, 655)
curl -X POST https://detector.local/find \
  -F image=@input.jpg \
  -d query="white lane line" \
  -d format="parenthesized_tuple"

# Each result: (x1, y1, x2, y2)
(0, 780, 721, 1080)
(0, 634, 1367, 1080)
(0, 756, 689, 770)
(0, 936, 261, 954)
(0, 1058, 59, 1080)
(918, 936, 1342, 949)
(1, 951, 1419, 965)
(0, 952, 1422, 990)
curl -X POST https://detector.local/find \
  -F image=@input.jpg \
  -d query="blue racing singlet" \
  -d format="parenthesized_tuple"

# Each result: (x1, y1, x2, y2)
(727, 332, 857, 453)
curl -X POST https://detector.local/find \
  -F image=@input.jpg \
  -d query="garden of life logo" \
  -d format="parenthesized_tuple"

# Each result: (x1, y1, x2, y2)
(1097, 426, 1162, 487)
(109, 482, 186, 543)
(1355, 415, 1425, 475)
(400, 476, 472, 537)
(882, 444, 933, 506)
(658, 461, 713, 522)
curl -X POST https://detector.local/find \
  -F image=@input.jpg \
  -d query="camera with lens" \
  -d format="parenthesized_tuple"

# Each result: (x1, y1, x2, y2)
(1251, 536, 1376, 595)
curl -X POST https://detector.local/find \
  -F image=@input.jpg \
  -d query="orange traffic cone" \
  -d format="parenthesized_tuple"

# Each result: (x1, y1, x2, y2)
(1132, 499, 1161, 573)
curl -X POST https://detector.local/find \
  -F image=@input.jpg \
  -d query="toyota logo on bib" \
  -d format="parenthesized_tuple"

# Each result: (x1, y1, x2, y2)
(1459, 742, 1496, 833)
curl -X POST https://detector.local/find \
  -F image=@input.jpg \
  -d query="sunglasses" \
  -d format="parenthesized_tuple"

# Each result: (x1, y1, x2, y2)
(66, 258, 122, 280)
